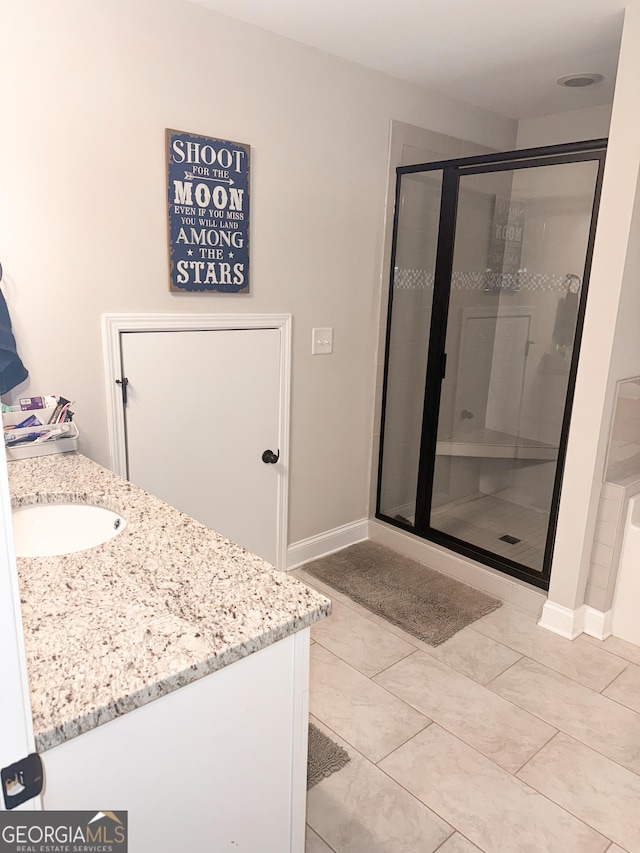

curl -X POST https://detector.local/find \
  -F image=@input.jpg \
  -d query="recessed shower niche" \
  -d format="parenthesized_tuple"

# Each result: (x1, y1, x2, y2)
(376, 140, 606, 589)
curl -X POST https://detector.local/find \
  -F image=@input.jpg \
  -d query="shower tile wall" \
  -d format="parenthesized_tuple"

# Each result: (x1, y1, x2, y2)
(515, 192, 584, 456)
(425, 162, 596, 533)
(474, 163, 598, 513)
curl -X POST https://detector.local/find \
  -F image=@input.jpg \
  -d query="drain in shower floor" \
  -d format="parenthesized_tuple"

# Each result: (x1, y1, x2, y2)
(499, 534, 521, 544)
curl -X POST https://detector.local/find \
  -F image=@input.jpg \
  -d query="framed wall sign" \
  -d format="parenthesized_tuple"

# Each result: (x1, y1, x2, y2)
(166, 129, 250, 293)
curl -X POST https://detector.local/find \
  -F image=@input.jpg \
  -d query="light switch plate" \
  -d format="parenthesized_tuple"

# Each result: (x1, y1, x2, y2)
(312, 327, 333, 355)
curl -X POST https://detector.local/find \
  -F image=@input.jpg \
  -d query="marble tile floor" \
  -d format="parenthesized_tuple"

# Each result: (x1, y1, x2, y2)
(294, 567, 640, 853)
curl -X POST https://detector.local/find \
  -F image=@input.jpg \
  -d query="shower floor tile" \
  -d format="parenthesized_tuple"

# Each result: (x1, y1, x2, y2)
(431, 494, 548, 571)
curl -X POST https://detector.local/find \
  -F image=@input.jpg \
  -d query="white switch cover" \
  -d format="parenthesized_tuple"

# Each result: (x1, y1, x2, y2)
(312, 327, 333, 355)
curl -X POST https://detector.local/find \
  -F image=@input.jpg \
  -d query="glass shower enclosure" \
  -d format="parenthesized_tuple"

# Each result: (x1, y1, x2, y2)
(376, 140, 606, 589)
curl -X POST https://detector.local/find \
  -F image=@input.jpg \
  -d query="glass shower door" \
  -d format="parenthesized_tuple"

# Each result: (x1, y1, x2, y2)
(378, 169, 443, 527)
(377, 140, 606, 588)
(429, 159, 601, 573)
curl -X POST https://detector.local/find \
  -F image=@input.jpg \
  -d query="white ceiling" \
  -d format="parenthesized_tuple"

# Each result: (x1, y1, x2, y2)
(189, 0, 626, 119)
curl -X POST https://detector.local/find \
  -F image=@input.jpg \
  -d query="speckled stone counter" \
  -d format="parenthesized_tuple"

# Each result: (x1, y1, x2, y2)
(8, 453, 330, 753)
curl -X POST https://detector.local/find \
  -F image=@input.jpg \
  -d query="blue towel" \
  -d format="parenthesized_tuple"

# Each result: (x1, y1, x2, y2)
(0, 289, 28, 395)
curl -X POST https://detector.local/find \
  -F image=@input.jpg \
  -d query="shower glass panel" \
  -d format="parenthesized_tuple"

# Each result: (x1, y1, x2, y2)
(377, 142, 605, 588)
(430, 160, 600, 573)
(378, 170, 443, 525)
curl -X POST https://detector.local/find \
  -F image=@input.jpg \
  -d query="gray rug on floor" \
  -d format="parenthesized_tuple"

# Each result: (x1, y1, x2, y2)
(304, 540, 501, 647)
(307, 723, 351, 789)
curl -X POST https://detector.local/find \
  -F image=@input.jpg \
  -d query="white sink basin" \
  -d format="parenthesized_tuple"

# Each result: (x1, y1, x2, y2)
(12, 503, 127, 558)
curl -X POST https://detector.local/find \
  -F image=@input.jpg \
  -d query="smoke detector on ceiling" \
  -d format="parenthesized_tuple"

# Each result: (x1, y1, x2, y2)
(557, 73, 604, 88)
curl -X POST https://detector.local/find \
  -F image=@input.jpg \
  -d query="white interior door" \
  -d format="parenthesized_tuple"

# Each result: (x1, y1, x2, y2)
(120, 328, 282, 566)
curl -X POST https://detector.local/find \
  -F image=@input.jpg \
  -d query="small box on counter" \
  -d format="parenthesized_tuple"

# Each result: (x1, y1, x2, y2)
(19, 396, 57, 411)
(3, 396, 79, 461)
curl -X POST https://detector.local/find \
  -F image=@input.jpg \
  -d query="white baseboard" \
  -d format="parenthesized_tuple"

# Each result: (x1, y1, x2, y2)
(286, 519, 369, 570)
(538, 601, 584, 639)
(538, 601, 613, 640)
(583, 606, 613, 640)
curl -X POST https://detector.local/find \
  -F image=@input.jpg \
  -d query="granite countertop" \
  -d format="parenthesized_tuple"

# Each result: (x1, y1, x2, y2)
(8, 453, 331, 752)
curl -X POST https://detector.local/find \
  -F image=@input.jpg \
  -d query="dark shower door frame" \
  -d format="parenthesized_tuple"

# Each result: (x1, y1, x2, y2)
(376, 139, 607, 590)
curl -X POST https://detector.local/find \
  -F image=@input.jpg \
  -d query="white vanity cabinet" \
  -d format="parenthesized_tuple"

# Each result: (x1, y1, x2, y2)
(9, 454, 328, 851)
(41, 630, 310, 853)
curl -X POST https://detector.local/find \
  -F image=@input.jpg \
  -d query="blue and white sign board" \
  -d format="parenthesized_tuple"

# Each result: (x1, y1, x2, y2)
(166, 129, 250, 293)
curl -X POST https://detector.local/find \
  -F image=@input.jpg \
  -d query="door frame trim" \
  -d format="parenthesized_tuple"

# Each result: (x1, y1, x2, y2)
(102, 313, 292, 570)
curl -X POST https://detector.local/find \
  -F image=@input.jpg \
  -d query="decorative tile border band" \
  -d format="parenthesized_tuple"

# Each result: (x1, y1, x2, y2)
(393, 269, 574, 293)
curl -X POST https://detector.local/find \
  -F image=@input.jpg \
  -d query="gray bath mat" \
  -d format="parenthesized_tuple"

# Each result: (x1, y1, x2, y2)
(307, 723, 351, 789)
(304, 540, 501, 646)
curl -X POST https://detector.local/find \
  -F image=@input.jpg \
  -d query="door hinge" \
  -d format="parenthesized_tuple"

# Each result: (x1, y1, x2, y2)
(1, 753, 44, 809)
(115, 377, 129, 406)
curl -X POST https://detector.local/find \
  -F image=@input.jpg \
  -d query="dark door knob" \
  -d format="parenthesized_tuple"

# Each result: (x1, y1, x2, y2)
(262, 449, 280, 464)
(461, 409, 474, 420)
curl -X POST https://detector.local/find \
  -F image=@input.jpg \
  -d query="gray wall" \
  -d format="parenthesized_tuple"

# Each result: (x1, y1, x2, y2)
(0, 0, 516, 546)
